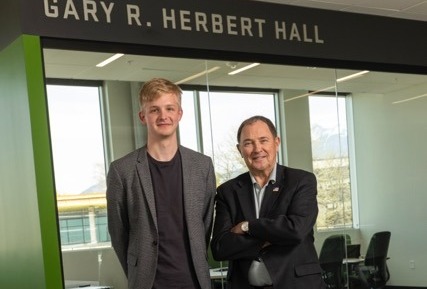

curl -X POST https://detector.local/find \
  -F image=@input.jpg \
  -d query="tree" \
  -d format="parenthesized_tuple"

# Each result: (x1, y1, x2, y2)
(314, 156, 352, 230)
(213, 130, 246, 185)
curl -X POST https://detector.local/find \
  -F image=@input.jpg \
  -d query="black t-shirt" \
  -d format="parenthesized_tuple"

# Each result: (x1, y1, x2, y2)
(148, 152, 200, 289)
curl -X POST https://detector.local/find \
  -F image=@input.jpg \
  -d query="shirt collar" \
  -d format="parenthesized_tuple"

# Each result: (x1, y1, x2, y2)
(249, 163, 277, 187)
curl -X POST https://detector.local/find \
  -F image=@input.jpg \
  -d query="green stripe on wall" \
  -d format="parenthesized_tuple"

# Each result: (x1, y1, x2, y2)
(0, 35, 63, 288)
(0, 34, 44, 289)
(23, 34, 64, 289)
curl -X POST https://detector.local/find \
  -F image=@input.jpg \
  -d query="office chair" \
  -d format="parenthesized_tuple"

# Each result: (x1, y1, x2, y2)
(345, 234, 352, 245)
(319, 234, 347, 289)
(349, 231, 391, 289)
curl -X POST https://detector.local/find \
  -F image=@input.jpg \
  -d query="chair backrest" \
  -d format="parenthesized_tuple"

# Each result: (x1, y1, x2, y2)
(345, 234, 352, 245)
(364, 231, 391, 266)
(319, 234, 346, 265)
(360, 231, 391, 287)
(319, 235, 346, 289)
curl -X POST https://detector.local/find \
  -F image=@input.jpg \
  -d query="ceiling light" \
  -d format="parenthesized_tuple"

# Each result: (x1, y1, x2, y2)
(285, 70, 370, 103)
(96, 53, 124, 67)
(392, 93, 427, 104)
(284, 85, 335, 103)
(337, 70, 370, 83)
(228, 63, 260, 75)
(175, 66, 221, 84)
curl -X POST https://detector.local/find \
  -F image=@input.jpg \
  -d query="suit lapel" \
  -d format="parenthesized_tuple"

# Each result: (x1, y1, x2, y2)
(259, 165, 286, 217)
(136, 147, 158, 229)
(235, 174, 257, 221)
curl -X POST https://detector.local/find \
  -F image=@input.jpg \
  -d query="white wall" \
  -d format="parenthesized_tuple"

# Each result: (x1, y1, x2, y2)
(352, 83, 427, 286)
(283, 82, 427, 286)
(282, 89, 314, 172)
(104, 81, 136, 160)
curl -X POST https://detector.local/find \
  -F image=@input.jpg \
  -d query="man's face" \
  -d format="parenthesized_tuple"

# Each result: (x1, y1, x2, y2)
(237, 120, 280, 175)
(139, 92, 183, 140)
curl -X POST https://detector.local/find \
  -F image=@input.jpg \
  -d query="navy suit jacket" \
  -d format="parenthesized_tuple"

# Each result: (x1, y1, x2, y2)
(211, 164, 326, 289)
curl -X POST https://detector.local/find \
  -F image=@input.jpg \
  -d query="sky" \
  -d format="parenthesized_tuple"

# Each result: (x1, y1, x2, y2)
(47, 85, 105, 195)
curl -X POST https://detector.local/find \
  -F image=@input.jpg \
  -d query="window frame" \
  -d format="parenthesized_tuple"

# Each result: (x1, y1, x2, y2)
(46, 79, 110, 251)
(308, 92, 359, 231)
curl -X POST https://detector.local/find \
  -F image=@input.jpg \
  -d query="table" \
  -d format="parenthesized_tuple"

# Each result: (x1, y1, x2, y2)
(210, 267, 228, 280)
(343, 257, 364, 276)
(210, 267, 228, 289)
(68, 287, 112, 289)
(343, 257, 364, 264)
(65, 280, 112, 289)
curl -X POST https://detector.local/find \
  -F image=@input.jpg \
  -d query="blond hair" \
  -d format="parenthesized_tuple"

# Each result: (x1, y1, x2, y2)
(138, 78, 182, 110)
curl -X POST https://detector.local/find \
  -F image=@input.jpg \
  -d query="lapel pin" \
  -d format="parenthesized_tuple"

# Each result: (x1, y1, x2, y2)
(273, 187, 279, 192)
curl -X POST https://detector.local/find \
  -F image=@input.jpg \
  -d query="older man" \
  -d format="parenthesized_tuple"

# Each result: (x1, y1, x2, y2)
(211, 115, 325, 289)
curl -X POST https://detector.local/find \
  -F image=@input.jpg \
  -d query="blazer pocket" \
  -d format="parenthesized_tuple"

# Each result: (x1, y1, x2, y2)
(294, 262, 322, 277)
(127, 253, 138, 267)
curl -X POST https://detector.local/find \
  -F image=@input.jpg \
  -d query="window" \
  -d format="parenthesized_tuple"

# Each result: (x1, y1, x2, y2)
(308, 95, 355, 230)
(179, 89, 277, 185)
(47, 82, 357, 242)
(46, 83, 109, 249)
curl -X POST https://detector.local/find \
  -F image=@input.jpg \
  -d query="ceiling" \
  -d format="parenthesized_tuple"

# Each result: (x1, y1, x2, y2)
(43, 1, 427, 97)
(43, 48, 426, 96)
(258, 0, 427, 22)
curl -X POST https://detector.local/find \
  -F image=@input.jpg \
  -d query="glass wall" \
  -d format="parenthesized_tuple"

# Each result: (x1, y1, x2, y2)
(46, 83, 109, 250)
(43, 48, 427, 288)
(309, 94, 353, 231)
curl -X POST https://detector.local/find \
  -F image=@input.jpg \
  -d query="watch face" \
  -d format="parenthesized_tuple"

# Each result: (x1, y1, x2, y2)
(242, 222, 249, 232)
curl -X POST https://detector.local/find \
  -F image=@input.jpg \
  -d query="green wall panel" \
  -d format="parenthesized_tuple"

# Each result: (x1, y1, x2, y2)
(0, 35, 63, 289)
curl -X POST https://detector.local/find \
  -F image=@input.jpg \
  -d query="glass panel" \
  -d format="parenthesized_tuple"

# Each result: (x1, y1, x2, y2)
(309, 95, 352, 230)
(179, 90, 199, 151)
(46, 85, 105, 195)
(43, 48, 427, 289)
(199, 91, 276, 183)
(334, 69, 427, 288)
(47, 84, 108, 253)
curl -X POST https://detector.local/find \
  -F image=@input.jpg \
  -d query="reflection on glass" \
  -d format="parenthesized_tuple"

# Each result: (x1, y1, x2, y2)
(199, 91, 276, 184)
(179, 88, 277, 185)
(47, 84, 109, 249)
(179, 90, 199, 151)
(309, 95, 352, 230)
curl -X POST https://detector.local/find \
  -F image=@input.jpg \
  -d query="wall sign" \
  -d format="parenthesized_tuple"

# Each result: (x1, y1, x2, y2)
(18, 0, 427, 68)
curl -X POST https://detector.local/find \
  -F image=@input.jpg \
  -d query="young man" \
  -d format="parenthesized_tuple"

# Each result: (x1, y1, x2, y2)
(211, 115, 326, 289)
(107, 78, 216, 289)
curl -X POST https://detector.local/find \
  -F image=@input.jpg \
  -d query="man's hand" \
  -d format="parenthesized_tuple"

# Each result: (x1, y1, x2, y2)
(230, 221, 247, 235)
(230, 223, 271, 249)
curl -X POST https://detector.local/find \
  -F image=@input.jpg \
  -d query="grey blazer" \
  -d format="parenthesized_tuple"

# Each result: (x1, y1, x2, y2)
(107, 145, 216, 289)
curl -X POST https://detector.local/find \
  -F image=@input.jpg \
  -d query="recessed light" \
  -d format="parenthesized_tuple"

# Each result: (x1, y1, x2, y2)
(228, 63, 260, 75)
(96, 53, 124, 67)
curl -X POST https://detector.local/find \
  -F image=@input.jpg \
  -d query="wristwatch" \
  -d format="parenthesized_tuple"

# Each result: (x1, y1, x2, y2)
(241, 221, 249, 233)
